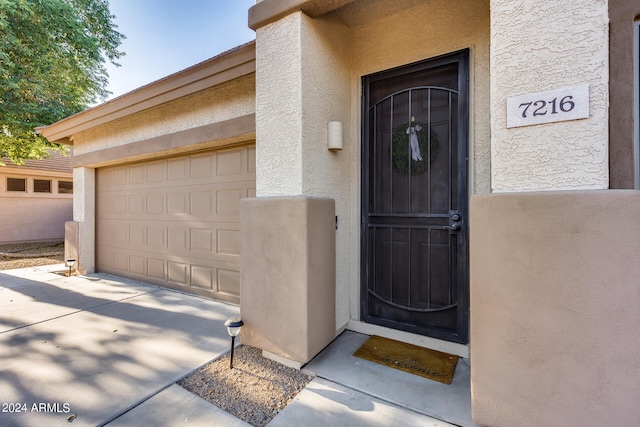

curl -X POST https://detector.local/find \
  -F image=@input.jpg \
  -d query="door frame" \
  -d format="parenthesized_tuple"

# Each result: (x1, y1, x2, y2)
(360, 49, 470, 344)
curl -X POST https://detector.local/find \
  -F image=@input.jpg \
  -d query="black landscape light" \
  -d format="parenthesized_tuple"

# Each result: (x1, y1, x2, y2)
(65, 259, 76, 277)
(224, 317, 244, 369)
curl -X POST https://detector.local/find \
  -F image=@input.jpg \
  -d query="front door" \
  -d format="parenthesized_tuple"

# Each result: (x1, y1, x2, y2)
(361, 50, 469, 343)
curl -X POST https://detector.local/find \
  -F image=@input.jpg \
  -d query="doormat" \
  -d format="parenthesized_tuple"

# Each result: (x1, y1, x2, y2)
(353, 335, 459, 385)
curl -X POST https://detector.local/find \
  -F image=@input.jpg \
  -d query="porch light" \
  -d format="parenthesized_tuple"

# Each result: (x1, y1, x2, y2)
(224, 317, 244, 369)
(65, 259, 76, 277)
(327, 121, 343, 150)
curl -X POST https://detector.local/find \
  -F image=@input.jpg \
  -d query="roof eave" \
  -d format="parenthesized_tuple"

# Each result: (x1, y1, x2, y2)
(39, 40, 256, 144)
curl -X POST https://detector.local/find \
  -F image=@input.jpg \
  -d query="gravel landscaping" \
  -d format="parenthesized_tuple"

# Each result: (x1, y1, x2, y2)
(179, 345, 312, 426)
(0, 241, 65, 270)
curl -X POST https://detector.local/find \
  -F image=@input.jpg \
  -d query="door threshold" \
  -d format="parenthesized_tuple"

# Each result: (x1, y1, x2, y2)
(346, 320, 469, 358)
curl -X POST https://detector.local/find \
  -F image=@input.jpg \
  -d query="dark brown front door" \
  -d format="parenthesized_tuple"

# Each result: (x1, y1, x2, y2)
(361, 51, 469, 343)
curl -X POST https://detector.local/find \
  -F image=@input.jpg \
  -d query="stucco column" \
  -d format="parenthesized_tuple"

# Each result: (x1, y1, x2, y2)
(255, 11, 350, 195)
(255, 12, 304, 196)
(72, 166, 95, 273)
(490, 0, 609, 191)
(240, 197, 336, 368)
(254, 10, 352, 332)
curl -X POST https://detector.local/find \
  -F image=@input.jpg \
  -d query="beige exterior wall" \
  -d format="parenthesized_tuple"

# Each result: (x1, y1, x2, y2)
(490, 0, 610, 191)
(470, 190, 640, 427)
(0, 168, 72, 244)
(255, 12, 352, 327)
(255, 0, 491, 338)
(71, 74, 255, 159)
(240, 196, 336, 366)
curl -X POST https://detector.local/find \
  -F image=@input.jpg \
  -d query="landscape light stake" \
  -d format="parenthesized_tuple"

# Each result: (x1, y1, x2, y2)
(224, 317, 244, 369)
(65, 259, 76, 277)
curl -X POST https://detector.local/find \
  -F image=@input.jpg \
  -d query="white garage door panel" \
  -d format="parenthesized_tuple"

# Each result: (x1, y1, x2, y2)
(96, 145, 255, 303)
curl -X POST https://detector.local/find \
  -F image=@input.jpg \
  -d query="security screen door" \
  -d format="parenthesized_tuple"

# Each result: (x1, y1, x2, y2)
(361, 50, 469, 343)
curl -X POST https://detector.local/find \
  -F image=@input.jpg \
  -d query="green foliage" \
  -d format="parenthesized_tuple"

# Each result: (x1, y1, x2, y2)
(391, 121, 439, 175)
(0, 0, 124, 164)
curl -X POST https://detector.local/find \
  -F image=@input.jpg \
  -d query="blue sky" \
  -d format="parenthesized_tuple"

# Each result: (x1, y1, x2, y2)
(103, 0, 256, 101)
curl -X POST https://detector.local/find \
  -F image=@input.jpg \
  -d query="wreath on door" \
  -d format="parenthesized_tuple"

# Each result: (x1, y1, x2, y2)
(391, 120, 438, 175)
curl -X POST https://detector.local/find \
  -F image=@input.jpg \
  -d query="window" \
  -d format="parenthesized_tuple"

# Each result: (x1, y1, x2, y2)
(6, 177, 26, 192)
(34, 179, 51, 193)
(58, 180, 73, 194)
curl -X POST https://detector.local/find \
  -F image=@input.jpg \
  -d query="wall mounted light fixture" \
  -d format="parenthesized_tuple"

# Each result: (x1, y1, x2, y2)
(327, 121, 343, 151)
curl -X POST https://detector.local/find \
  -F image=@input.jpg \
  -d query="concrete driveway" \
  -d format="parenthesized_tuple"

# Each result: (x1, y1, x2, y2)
(0, 264, 239, 427)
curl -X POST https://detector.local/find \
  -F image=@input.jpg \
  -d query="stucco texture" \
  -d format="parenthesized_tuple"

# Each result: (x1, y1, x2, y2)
(0, 198, 71, 244)
(470, 190, 640, 427)
(256, 12, 352, 327)
(72, 75, 256, 157)
(240, 197, 336, 364)
(490, 0, 609, 191)
(0, 170, 72, 244)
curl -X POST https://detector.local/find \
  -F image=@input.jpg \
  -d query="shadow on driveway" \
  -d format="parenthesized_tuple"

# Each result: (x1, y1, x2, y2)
(0, 268, 239, 427)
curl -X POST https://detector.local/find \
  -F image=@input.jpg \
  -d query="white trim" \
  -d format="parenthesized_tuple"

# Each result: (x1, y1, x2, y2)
(634, 20, 640, 189)
(346, 320, 470, 358)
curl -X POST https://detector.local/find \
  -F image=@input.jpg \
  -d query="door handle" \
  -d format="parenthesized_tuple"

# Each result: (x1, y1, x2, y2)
(446, 211, 462, 231)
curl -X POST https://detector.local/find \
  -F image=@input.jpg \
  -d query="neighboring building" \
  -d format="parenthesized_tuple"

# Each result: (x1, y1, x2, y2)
(0, 150, 73, 244)
(39, 1, 640, 426)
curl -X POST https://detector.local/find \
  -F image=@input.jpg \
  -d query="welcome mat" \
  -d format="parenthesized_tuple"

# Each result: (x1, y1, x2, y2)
(353, 335, 459, 385)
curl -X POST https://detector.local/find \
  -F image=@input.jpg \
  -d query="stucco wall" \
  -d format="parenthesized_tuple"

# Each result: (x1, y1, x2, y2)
(72, 74, 256, 157)
(240, 196, 336, 365)
(0, 170, 72, 244)
(255, 13, 304, 195)
(0, 198, 71, 244)
(255, 12, 353, 328)
(300, 14, 352, 329)
(470, 190, 640, 426)
(490, 0, 609, 191)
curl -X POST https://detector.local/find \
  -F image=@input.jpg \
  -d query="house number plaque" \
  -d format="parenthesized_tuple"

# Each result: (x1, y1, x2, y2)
(507, 84, 589, 128)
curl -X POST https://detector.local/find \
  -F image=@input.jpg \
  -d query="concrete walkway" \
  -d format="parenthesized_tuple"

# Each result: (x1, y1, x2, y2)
(0, 264, 478, 427)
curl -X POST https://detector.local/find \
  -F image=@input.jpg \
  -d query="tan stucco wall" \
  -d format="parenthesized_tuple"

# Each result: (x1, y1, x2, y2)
(490, 0, 609, 191)
(470, 190, 640, 427)
(0, 170, 72, 244)
(240, 196, 336, 365)
(72, 74, 256, 158)
(255, 0, 491, 336)
(255, 12, 352, 327)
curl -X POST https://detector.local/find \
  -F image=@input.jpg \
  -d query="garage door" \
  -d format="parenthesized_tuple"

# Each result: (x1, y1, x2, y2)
(96, 144, 255, 304)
